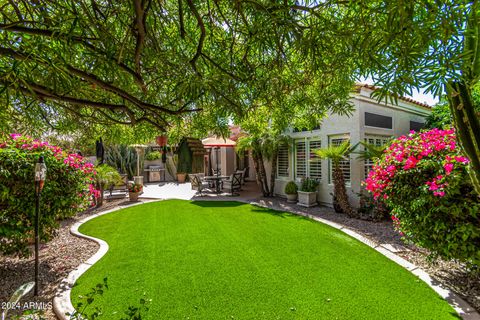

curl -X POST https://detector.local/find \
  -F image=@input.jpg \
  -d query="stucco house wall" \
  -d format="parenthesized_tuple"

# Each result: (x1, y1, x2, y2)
(274, 86, 431, 208)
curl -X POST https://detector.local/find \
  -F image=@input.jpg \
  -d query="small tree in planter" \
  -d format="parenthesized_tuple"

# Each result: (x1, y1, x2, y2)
(297, 178, 319, 207)
(94, 164, 123, 207)
(313, 140, 356, 217)
(284, 181, 298, 203)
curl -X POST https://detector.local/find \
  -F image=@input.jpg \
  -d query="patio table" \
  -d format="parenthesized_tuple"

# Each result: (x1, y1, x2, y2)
(204, 175, 229, 194)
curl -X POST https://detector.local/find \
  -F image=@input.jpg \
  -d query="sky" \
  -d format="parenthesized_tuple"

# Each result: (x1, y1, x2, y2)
(361, 77, 439, 107)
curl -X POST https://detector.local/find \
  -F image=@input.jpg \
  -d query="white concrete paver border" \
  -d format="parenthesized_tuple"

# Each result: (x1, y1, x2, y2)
(54, 199, 479, 320)
(53, 201, 146, 320)
(250, 200, 480, 319)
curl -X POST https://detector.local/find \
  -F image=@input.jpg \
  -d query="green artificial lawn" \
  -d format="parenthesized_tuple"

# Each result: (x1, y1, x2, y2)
(72, 200, 458, 319)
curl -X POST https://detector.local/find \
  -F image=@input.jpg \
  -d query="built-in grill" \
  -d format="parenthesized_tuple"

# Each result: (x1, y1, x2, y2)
(146, 165, 164, 182)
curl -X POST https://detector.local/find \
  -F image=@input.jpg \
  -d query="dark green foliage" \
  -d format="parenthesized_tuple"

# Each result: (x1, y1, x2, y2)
(299, 177, 319, 192)
(0, 135, 95, 256)
(425, 102, 454, 130)
(357, 192, 389, 221)
(284, 181, 298, 194)
(176, 141, 192, 174)
(389, 166, 480, 267)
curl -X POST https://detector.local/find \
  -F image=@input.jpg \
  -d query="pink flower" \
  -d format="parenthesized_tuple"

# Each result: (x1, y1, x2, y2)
(403, 156, 419, 170)
(444, 163, 454, 174)
(433, 191, 445, 197)
(454, 156, 469, 164)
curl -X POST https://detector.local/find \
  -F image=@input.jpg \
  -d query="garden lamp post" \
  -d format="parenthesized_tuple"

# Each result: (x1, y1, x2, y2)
(34, 156, 47, 296)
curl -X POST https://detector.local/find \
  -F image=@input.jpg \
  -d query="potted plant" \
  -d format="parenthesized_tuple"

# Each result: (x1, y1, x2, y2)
(145, 150, 162, 161)
(128, 182, 143, 202)
(176, 172, 187, 183)
(297, 177, 319, 207)
(94, 164, 123, 206)
(284, 181, 298, 203)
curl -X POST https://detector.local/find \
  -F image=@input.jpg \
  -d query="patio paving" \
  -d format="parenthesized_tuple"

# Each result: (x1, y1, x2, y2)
(139, 180, 261, 201)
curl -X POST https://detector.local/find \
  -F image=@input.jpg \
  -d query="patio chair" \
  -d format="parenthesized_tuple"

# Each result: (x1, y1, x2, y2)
(190, 174, 209, 196)
(235, 168, 247, 187)
(107, 174, 128, 199)
(223, 172, 242, 196)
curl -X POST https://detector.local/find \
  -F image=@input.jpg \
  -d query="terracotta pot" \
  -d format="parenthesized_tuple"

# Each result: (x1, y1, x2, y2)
(129, 192, 139, 202)
(156, 135, 167, 147)
(177, 173, 187, 183)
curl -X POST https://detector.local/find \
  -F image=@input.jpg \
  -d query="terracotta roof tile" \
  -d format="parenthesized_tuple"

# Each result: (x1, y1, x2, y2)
(355, 83, 431, 109)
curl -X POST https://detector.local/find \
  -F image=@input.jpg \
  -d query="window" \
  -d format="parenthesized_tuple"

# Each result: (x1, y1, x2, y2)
(309, 140, 322, 180)
(365, 112, 393, 129)
(295, 140, 306, 179)
(277, 144, 289, 177)
(410, 121, 425, 132)
(364, 135, 391, 179)
(329, 136, 350, 184)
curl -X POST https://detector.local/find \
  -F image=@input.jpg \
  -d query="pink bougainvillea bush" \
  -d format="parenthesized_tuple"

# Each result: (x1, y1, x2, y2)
(0, 133, 98, 256)
(365, 128, 480, 266)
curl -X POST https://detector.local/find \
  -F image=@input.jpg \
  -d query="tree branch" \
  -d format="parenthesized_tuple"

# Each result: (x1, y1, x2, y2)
(0, 47, 195, 116)
(186, 0, 206, 71)
(178, 0, 185, 38)
(133, 0, 150, 74)
(0, 24, 146, 91)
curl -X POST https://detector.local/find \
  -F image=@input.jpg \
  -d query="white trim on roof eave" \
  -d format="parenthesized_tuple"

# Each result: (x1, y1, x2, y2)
(350, 93, 431, 117)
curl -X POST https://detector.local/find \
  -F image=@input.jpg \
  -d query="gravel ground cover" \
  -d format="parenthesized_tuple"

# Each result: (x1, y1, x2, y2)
(0, 199, 128, 319)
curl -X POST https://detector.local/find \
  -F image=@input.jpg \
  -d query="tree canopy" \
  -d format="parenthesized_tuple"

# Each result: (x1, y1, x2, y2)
(1, 1, 480, 194)
(0, 0, 357, 138)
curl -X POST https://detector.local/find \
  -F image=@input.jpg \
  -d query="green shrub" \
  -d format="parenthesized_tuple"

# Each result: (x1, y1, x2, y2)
(284, 181, 298, 194)
(299, 178, 319, 192)
(177, 142, 191, 174)
(0, 134, 97, 256)
(95, 164, 122, 189)
(365, 128, 480, 266)
(145, 150, 161, 161)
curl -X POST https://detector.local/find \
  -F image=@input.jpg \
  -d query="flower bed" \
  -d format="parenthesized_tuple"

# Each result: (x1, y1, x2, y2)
(365, 128, 480, 266)
(0, 134, 98, 256)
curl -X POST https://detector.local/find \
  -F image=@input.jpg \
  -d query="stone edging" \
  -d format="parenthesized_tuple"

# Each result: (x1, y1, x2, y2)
(53, 201, 146, 320)
(249, 201, 480, 320)
(53, 199, 480, 320)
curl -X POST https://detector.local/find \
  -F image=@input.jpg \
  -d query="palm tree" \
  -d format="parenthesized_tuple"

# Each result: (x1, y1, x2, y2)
(313, 140, 356, 217)
(354, 141, 387, 162)
(236, 133, 291, 197)
(236, 135, 269, 196)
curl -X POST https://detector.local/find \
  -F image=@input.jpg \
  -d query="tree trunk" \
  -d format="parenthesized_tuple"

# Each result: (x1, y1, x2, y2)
(251, 151, 262, 188)
(332, 163, 356, 217)
(256, 151, 269, 197)
(251, 149, 269, 196)
(446, 81, 480, 196)
(96, 183, 104, 207)
(268, 149, 278, 197)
